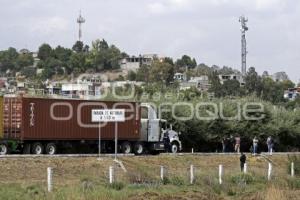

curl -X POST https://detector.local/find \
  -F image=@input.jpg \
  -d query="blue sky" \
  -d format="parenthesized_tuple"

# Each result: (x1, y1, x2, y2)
(0, 0, 299, 82)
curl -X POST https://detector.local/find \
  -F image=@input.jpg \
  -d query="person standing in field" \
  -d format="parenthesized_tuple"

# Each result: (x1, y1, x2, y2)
(240, 152, 247, 172)
(235, 135, 241, 153)
(253, 136, 259, 155)
(266, 136, 274, 153)
(222, 137, 226, 153)
(163, 131, 170, 153)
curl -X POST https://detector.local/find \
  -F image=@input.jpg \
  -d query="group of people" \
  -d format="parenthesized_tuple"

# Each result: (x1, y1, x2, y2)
(222, 135, 275, 155)
(251, 136, 274, 155)
(239, 136, 275, 172)
(221, 135, 241, 153)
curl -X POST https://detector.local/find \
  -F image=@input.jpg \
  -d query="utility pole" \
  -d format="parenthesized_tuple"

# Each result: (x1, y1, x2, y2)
(77, 11, 85, 41)
(239, 15, 248, 76)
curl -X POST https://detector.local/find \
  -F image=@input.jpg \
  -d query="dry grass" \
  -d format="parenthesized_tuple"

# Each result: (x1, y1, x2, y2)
(265, 185, 286, 200)
(0, 154, 298, 200)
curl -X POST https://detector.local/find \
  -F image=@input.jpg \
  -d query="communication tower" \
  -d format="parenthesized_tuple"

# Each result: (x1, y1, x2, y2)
(239, 15, 248, 75)
(77, 11, 85, 41)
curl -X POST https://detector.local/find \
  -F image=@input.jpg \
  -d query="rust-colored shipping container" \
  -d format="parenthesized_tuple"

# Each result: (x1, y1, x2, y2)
(0, 96, 3, 139)
(2, 96, 140, 141)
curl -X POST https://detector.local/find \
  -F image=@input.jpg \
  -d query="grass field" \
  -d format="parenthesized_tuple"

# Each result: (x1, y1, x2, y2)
(0, 154, 299, 200)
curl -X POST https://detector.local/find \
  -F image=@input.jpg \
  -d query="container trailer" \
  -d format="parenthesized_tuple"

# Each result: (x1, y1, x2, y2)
(0, 96, 182, 155)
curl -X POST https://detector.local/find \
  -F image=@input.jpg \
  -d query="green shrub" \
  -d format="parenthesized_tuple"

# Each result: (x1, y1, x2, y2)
(25, 185, 45, 197)
(230, 173, 254, 184)
(287, 178, 300, 189)
(169, 176, 185, 186)
(162, 177, 170, 185)
(227, 187, 236, 196)
(108, 182, 125, 191)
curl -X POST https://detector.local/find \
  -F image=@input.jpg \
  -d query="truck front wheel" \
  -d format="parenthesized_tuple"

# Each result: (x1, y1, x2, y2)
(171, 142, 179, 153)
(0, 144, 8, 155)
(134, 142, 144, 155)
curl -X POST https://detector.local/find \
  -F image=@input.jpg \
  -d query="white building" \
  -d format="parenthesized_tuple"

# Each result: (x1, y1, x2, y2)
(284, 87, 300, 101)
(120, 54, 162, 71)
(189, 76, 211, 91)
(61, 83, 101, 99)
(174, 73, 185, 81)
(218, 74, 244, 85)
(179, 76, 211, 91)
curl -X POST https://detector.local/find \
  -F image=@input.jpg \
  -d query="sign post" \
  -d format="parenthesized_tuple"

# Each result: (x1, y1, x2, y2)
(92, 109, 125, 160)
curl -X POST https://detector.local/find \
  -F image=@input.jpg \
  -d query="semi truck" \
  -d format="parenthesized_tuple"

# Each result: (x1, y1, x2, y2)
(0, 96, 182, 155)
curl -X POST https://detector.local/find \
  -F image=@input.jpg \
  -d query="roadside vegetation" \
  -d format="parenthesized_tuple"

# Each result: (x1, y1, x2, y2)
(0, 154, 299, 200)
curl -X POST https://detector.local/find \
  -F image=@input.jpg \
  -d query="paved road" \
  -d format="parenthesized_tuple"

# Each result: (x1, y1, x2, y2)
(0, 152, 300, 158)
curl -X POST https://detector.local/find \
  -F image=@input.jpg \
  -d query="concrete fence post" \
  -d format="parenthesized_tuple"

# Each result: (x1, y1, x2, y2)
(219, 165, 223, 185)
(47, 167, 53, 192)
(160, 166, 164, 181)
(109, 166, 114, 184)
(192, 148, 194, 154)
(291, 162, 295, 177)
(190, 165, 194, 184)
(243, 163, 247, 174)
(268, 162, 272, 181)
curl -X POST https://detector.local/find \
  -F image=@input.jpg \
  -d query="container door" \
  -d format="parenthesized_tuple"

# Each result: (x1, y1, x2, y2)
(0, 96, 3, 139)
(3, 97, 22, 139)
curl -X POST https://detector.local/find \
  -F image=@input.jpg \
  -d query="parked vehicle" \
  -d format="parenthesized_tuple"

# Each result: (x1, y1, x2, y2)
(0, 95, 182, 155)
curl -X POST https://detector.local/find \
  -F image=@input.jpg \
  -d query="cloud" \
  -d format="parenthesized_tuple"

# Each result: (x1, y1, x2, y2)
(147, 0, 193, 14)
(0, 0, 299, 82)
(29, 17, 69, 34)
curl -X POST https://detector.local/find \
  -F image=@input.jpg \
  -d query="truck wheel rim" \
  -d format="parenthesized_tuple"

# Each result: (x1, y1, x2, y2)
(36, 146, 42, 154)
(124, 145, 131, 154)
(172, 145, 178, 153)
(137, 145, 143, 154)
(49, 146, 55, 154)
(0, 145, 7, 155)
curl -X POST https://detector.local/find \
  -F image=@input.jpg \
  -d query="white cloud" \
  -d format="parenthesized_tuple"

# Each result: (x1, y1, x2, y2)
(29, 17, 69, 34)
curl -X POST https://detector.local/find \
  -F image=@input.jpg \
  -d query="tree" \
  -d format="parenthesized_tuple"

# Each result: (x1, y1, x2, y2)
(281, 80, 295, 90)
(38, 44, 52, 60)
(222, 80, 241, 97)
(72, 41, 84, 53)
(16, 53, 34, 69)
(89, 39, 122, 71)
(149, 60, 174, 85)
(21, 66, 36, 78)
(136, 65, 150, 82)
(69, 53, 86, 74)
(244, 67, 263, 96)
(0, 47, 18, 73)
(127, 70, 137, 81)
(164, 57, 174, 66)
(53, 45, 72, 62)
(208, 70, 222, 97)
(175, 55, 197, 69)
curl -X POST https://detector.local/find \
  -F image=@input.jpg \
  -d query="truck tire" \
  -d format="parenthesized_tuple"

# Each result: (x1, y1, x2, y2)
(134, 142, 144, 155)
(121, 142, 132, 154)
(0, 144, 8, 155)
(171, 142, 179, 154)
(32, 143, 44, 154)
(45, 143, 57, 155)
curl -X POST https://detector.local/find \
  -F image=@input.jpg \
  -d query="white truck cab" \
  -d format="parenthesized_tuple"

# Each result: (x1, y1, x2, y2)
(140, 103, 182, 153)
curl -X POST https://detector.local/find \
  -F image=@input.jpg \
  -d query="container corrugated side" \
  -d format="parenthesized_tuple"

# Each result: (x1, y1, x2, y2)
(21, 97, 140, 141)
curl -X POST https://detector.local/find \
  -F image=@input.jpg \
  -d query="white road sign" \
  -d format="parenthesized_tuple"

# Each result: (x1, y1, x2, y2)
(92, 109, 125, 122)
